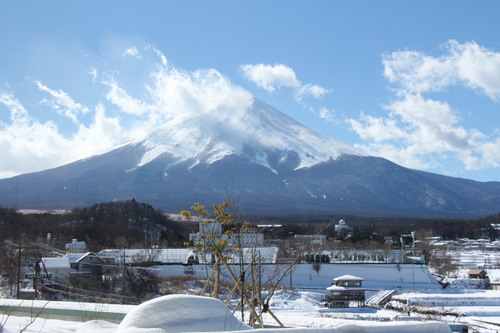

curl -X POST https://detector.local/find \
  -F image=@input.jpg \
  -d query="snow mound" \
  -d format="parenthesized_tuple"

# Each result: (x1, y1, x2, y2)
(116, 294, 251, 333)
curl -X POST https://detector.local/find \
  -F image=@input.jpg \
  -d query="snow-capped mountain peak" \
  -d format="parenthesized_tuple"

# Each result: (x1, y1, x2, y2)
(133, 98, 363, 172)
(1, 97, 498, 218)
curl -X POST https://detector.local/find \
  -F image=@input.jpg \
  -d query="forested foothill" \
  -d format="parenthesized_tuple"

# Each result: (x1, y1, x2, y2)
(0, 200, 190, 252)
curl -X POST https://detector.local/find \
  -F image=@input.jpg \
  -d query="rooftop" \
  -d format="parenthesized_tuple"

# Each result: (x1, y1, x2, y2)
(333, 274, 364, 281)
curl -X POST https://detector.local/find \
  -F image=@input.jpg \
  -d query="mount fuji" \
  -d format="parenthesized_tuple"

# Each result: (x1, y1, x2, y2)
(0, 98, 499, 218)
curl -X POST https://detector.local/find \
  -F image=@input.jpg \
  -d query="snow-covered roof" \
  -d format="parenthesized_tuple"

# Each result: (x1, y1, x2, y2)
(75, 252, 105, 263)
(99, 247, 278, 265)
(467, 269, 486, 275)
(42, 257, 70, 270)
(333, 274, 363, 281)
(99, 248, 199, 265)
(64, 253, 90, 263)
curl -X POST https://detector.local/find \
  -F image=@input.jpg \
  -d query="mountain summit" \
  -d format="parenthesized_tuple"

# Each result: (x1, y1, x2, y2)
(0, 98, 499, 218)
(130, 98, 362, 174)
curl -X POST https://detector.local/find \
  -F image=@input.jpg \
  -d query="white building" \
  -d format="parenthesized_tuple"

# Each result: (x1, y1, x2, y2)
(334, 219, 352, 238)
(294, 234, 327, 245)
(189, 222, 264, 248)
(65, 239, 87, 253)
(98, 248, 199, 265)
(41, 257, 71, 286)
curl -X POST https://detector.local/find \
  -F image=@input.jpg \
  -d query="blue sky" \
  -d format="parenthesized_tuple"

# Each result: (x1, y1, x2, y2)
(0, 1, 499, 182)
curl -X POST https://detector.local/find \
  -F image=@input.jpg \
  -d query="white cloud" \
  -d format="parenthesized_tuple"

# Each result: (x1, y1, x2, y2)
(240, 63, 300, 92)
(383, 40, 500, 100)
(349, 41, 500, 172)
(147, 67, 252, 130)
(0, 91, 30, 124)
(313, 106, 337, 124)
(295, 84, 331, 102)
(148, 46, 168, 67)
(240, 63, 332, 124)
(240, 63, 331, 101)
(349, 112, 407, 143)
(0, 92, 127, 179)
(89, 68, 98, 82)
(122, 46, 141, 59)
(318, 107, 333, 121)
(451, 40, 500, 100)
(104, 79, 153, 116)
(36, 81, 90, 123)
(350, 40, 500, 172)
(351, 94, 471, 154)
(72, 103, 125, 156)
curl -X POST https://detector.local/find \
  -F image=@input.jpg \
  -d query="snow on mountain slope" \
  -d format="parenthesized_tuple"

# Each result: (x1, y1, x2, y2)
(133, 98, 363, 173)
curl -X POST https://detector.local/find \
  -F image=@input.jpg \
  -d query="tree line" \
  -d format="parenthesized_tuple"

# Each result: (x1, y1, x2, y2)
(0, 200, 498, 254)
(0, 199, 189, 251)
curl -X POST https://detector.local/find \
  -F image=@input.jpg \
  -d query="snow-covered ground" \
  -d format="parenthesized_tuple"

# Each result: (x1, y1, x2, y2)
(0, 293, 450, 333)
(3, 261, 500, 332)
(387, 290, 500, 332)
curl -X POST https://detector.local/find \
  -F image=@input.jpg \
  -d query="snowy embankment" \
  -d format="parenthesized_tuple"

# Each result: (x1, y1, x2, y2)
(0, 299, 134, 323)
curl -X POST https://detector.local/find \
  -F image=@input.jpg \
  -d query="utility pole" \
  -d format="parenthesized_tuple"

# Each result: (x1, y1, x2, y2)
(16, 242, 21, 299)
(34, 258, 41, 299)
(122, 250, 126, 304)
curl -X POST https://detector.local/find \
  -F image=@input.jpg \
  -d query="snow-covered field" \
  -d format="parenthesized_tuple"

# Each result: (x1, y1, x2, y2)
(153, 263, 440, 291)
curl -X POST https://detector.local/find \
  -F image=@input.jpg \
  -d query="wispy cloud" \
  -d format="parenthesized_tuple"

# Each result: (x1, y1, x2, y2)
(0, 91, 126, 179)
(36, 81, 90, 123)
(240, 63, 331, 100)
(0, 91, 30, 124)
(240, 63, 300, 92)
(122, 46, 141, 59)
(349, 40, 500, 172)
(104, 79, 153, 116)
(295, 84, 330, 101)
(147, 45, 168, 66)
(383, 40, 500, 100)
(89, 68, 98, 82)
(240, 63, 333, 122)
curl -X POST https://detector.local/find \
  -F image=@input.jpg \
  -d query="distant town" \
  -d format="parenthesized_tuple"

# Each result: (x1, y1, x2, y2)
(1, 200, 500, 331)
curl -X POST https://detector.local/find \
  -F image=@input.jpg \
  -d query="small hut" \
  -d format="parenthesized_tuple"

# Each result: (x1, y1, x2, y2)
(467, 269, 488, 279)
(323, 274, 366, 308)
